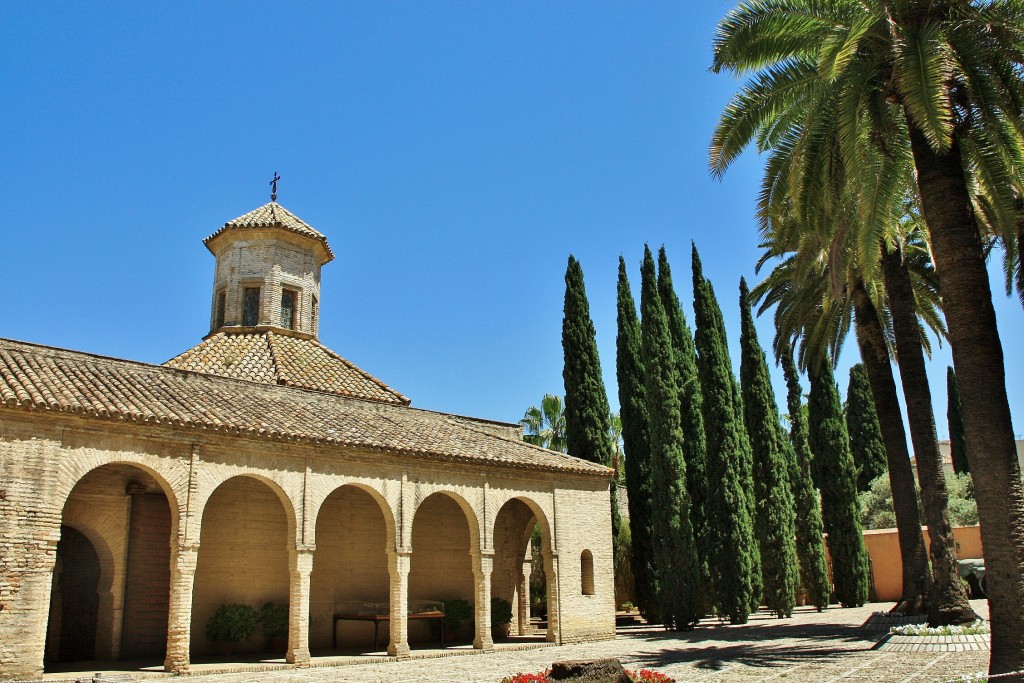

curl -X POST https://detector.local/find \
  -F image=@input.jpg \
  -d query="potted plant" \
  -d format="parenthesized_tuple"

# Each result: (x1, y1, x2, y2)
(433, 599, 472, 641)
(621, 601, 635, 614)
(491, 597, 513, 639)
(260, 602, 289, 653)
(206, 603, 259, 655)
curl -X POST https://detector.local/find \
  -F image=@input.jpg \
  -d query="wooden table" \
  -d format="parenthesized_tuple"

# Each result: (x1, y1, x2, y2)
(332, 610, 445, 651)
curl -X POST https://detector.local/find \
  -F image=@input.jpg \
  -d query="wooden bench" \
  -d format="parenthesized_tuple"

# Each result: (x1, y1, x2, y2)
(332, 610, 445, 652)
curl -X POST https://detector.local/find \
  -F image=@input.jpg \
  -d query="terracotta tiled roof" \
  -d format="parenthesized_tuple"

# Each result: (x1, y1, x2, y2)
(204, 202, 335, 262)
(163, 330, 410, 405)
(0, 338, 609, 476)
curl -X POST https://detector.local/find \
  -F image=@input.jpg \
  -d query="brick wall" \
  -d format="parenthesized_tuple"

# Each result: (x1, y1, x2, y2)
(552, 484, 616, 643)
(120, 493, 171, 659)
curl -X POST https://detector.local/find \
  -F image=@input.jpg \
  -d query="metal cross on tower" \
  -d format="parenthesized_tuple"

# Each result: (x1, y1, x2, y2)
(270, 171, 281, 202)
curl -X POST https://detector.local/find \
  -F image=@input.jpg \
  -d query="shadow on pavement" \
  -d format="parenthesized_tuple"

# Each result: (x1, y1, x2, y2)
(615, 611, 878, 673)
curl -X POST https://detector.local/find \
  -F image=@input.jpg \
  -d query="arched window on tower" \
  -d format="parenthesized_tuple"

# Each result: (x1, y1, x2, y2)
(214, 290, 226, 330)
(243, 287, 260, 326)
(281, 289, 297, 330)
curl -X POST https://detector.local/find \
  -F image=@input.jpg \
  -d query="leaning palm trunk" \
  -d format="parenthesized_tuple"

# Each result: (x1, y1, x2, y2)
(850, 279, 929, 614)
(908, 126, 1024, 677)
(880, 247, 976, 625)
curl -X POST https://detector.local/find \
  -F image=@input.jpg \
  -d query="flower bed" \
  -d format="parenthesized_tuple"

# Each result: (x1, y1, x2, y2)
(500, 669, 674, 683)
(889, 619, 989, 636)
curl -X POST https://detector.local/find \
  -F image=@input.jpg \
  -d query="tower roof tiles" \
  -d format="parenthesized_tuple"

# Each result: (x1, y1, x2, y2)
(164, 330, 410, 405)
(204, 202, 335, 262)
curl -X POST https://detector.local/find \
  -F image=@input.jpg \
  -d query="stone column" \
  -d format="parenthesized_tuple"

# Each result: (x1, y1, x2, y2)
(287, 546, 314, 666)
(164, 543, 198, 673)
(1, 536, 58, 679)
(387, 549, 411, 658)
(543, 550, 560, 644)
(472, 551, 494, 651)
(517, 558, 531, 636)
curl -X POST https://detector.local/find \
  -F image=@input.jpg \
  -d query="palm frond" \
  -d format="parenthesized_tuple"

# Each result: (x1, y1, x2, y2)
(712, 0, 840, 74)
(894, 20, 955, 152)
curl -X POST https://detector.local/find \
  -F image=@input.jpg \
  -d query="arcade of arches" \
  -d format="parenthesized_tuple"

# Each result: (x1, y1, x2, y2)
(0, 402, 614, 679)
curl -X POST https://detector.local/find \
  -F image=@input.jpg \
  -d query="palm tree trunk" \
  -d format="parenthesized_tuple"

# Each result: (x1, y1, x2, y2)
(908, 124, 1024, 676)
(880, 247, 976, 625)
(850, 278, 929, 614)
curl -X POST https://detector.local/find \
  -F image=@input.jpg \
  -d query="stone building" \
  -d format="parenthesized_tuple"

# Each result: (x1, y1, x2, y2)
(0, 201, 615, 679)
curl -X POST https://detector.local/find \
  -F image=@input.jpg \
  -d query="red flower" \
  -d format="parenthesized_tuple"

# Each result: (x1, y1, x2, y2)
(501, 667, 674, 683)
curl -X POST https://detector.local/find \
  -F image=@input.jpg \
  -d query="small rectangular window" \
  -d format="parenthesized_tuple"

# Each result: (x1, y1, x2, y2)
(243, 287, 261, 326)
(311, 296, 319, 334)
(281, 290, 296, 330)
(214, 291, 226, 330)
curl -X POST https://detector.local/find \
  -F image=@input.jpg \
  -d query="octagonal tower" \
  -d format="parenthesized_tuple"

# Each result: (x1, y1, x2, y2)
(203, 202, 334, 338)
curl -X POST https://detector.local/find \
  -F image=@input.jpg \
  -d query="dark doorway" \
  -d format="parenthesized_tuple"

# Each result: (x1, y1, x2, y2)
(48, 526, 100, 662)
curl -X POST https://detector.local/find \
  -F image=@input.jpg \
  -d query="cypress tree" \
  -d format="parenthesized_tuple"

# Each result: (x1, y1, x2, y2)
(738, 278, 799, 618)
(780, 344, 832, 611)
(562, 255, 619, 538)
(846, 364, 888, 491)
(639, 245, 700, 629)
(732, 366, 764, 613)
(656, 246, 710, 616)
(808, 362, 870, 608)
(947, 367, 970, 475)
(616, 256, 657, 618)
(691, 243, 757, 624)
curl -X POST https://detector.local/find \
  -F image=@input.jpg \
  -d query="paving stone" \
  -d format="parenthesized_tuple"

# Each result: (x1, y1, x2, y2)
(29, 600, 993, 683)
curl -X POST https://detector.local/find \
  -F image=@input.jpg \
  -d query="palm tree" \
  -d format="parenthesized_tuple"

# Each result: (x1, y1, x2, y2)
(747, 92, 974, 622)
(752, 233, 930, 615)
(711, 2, 1024, 672)
(739, 12, 973, 617)
(521, 394, 567, 452)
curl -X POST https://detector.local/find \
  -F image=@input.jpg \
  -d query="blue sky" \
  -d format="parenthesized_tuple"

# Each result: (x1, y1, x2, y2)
(3, 2, 1021, 441)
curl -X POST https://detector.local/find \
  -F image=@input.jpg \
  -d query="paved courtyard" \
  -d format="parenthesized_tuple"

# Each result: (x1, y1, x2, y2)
(33, 601, 991, 683)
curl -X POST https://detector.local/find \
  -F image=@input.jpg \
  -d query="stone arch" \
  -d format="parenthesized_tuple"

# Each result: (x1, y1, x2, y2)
(408, 491, 478, 646)
(409, 489, 481, 553)
(190, 474, 293, 657)
(490, 494, 555, 554)
(309, 483, 396, 654)
(53, 456, 183, 546)
(47, 462, 175, 667)
(307, 480, 397, 550)
(56, 520, 117, 602)
(490, 495, 556, 641)
(188, 470, 299, 549)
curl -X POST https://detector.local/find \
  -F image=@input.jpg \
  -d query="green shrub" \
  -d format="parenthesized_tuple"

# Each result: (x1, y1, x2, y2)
(859, 472, 978, 530)
(443, 599, 472, 632)
(206, 603, 259, 644)
(491, 597, 513, 628)
(260, 602, 289, 639)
